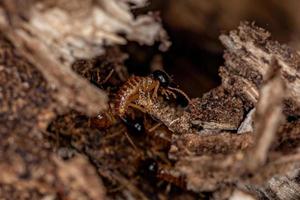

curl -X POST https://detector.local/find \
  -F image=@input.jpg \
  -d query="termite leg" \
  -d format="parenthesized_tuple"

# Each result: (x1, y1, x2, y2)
(166, 89, 177, 99)
(129, 103, 147, 113)
(127, 109, 136, 119)
(152, 82, 160, 99)
(167, 86, 191, 104)
(160, 89, 168, 98)
(148, 122, 163, 132)
(123, 129, 139, 151)
(161, 88, 176, 99)
(100, 69, 114, 84)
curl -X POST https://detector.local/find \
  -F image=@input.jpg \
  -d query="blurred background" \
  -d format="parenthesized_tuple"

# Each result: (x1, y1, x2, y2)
(124, 0, 300, 98)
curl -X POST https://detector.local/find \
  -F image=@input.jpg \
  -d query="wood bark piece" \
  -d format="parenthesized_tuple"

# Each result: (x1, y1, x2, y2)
(1, 0, 169, 62)
(0, 34, 106, 199)
(0, 33, 55, 134)
(220, 22, 300, 116)
(238, 108, 255, 133)
(246, 170, 300, 200)
(189, 87, 244, 130)
(2, 27, 108, 116)
(169, 132, 254, 159)
(0, 0, 169, 116)
(0, 1, 171, 198)
(176, 22, 300, 133)
(174, 24, 300, 197)
(1, 0, 300, 198)
(244, 64, 285, 171)
(169, 120, 300, 160)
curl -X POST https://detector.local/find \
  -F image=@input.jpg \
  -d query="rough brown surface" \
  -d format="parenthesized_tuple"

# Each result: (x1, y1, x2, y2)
(169, 132, 254, 159)
(189, 87, 244, 130)
(220, 22, 300, 116)
(0, 33, 55, 134)
(1, 1, 300, 199)
(0, 33, 106, 199)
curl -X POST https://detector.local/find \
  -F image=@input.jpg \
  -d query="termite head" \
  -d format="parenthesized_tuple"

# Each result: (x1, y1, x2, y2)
(139, 158, 158, 181)
(90, 112, 116, 129)
(122, 117, 145, 135)
(151, 70, 170, 87)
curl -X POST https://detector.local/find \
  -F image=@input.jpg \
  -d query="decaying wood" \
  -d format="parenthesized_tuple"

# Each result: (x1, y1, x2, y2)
(176, 70, 289, 191)
(1, 0, 300, 198)
(149, 22, 300, 134)
(220, 22, 300, 116)
(0, 1, 171, 199)
(245, 64, 285, 171)
(0, 34, 106, 199)
(169, 120, 300, 161)
(0, 0, 169, 116)
(189, 86, 244, 130)
(169, 132, 254, 159)
(173, 23, 300, 199)
(246, 170, 300, 200)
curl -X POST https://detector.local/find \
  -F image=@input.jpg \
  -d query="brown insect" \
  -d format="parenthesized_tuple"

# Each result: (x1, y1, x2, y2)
(139, 158, 186, 189)
(157, 168, 186, 188)
(89, 111, 116, 129)
(91, 70, 191, 132)
(114, 75, 160, 116)
(90, 75, 160, 129)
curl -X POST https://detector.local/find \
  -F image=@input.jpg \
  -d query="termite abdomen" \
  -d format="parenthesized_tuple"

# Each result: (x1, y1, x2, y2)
(114, 76, 142, 116)
(114, 76, 158, 116)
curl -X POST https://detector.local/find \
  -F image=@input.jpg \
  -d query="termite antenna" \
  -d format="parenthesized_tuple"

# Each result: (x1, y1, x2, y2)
(100, 69, 114, 84)
(148, 122, 162, 132)
(119, 116, 141, 152)
(167, 86, 191, 104)
(123, 130, 139, 152)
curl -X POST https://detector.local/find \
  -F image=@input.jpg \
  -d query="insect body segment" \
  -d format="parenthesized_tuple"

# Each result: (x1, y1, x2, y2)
(114, 76, 159, 116)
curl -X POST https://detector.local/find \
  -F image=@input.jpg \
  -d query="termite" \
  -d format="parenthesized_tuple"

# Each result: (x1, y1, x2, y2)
(91, 70, 191, 132)
(89, 75, 158, 133)
(114, 75, 160, 116)
(122, 117, 145, 135)
(157, 168, 186, 188)
(114, 70, 191, 116)
(138, 158, 186, 188)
